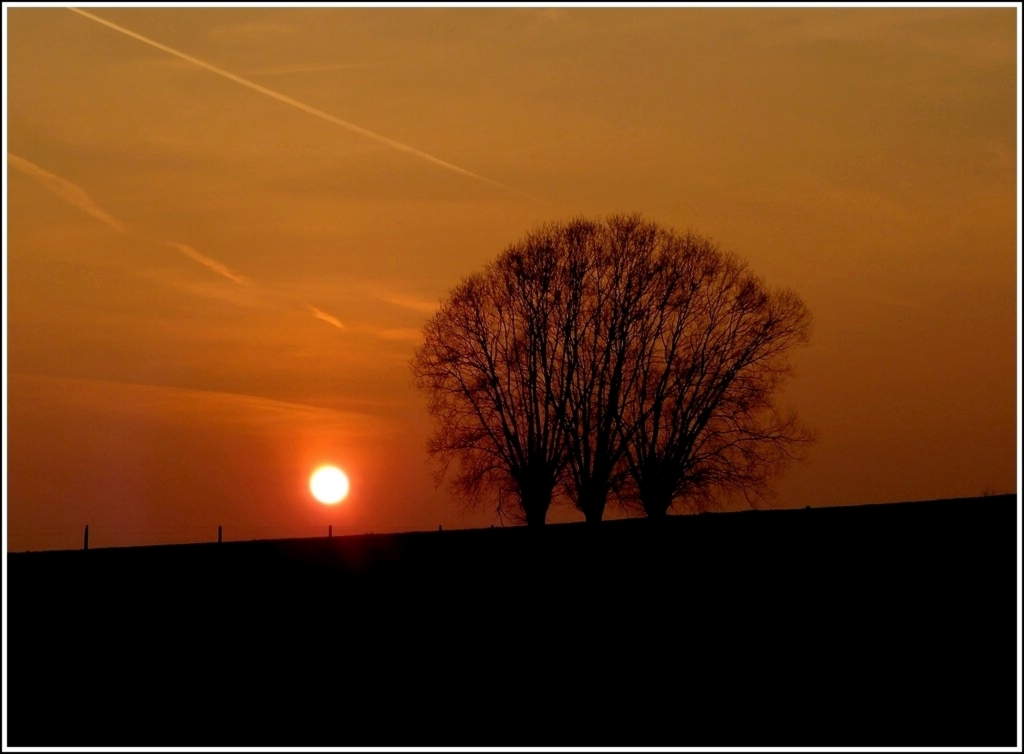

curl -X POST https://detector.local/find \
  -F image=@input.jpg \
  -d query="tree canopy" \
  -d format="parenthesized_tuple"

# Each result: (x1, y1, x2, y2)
(411, 214, 813, 526)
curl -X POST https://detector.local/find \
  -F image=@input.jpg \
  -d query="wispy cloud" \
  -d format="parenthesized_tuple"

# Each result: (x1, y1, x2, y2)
(11, 372, 392, 433)
(8, 153, 127, 234)
(8, 152, 258, 290)
(8, 152, 390, 338)
(375, 291, 439, 314)
(246, 61, 396, 77)
(309, 306, 346, 330)
(166, 242, 252, 285)
(67, 8, 545, 204)
(206, 20, 296, 45)
(141, 269, 264, 309)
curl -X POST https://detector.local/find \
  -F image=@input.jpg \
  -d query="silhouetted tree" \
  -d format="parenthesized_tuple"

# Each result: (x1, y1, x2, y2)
(558, 216, 667, 523)
(411, 222, 589, 526)
(412, 214, 812, 526)
(619, 231, 814, 518)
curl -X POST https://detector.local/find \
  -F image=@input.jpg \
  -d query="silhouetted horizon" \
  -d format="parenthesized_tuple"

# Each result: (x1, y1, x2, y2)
(9, 491, 1015, 555)
(8, 492, 1016, 746)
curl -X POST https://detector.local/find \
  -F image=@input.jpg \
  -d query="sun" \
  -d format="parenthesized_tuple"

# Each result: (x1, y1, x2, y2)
(310, 466, 349, 504)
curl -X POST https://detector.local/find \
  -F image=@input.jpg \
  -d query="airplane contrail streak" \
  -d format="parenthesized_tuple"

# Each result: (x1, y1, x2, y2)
(166, 243, 252, 285)
(8, 153, 127, 234)
(9, 151, 351, 334)
(10, 152, 256, 288)
(309, 306, 346, 330)
(68, 8, 545, 204)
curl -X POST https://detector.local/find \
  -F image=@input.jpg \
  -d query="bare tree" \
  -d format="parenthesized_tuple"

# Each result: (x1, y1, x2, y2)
(412, 215, 813, 526)
(620, 232, 814, 518)
(559, 216, 667, 523)
(411, 222, 590, 526)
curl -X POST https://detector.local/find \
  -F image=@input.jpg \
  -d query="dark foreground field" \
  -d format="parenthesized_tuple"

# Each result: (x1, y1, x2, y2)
(7, 494, 1019, 747)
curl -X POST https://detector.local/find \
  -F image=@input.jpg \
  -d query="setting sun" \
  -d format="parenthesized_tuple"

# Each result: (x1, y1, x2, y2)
(310, 466, 349, 504)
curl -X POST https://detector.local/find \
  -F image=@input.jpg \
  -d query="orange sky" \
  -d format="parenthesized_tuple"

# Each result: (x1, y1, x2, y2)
(5, 6, 1019, 551)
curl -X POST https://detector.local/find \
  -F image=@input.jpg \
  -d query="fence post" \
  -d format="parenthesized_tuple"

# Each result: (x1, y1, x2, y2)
(84, 524, 89, 551)
(218, 525, 222, 543)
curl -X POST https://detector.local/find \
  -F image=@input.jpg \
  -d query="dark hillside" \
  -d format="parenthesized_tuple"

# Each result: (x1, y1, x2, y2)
(7, 494, 1018, 746)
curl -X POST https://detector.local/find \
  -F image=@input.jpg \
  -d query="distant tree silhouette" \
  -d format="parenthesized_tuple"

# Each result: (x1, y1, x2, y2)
(412, 214, 813, 525)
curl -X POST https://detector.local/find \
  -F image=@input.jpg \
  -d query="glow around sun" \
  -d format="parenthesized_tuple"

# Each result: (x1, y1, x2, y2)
(310, 466, 349, 504)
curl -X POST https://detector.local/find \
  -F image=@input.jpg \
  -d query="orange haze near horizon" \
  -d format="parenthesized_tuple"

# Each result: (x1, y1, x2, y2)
(5, 7, 1019, 551)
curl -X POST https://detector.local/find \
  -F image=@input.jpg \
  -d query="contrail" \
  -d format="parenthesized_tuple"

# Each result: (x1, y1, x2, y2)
(9, 152, 255, 288)
(8, 153, 127, 234)
(67, 8, 545, 204)
(9, 152, 365, 335)
(166, 243, 252, 285)
(309, 306, 346, 330)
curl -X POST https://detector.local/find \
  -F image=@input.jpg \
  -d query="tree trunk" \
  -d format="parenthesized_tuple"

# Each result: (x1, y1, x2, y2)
(583, 500, 606, 524)
(640, 485, 672, 520)
(644, 504, 669, 522)
(576, 477, 610, 524)
(519, 474, 555, 527)
(524, 503, 549, 527)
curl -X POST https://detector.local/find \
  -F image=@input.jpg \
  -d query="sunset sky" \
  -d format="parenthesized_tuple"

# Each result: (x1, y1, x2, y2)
(4, 6, 1019, 551)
